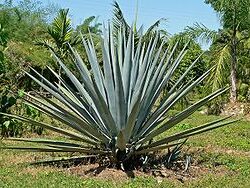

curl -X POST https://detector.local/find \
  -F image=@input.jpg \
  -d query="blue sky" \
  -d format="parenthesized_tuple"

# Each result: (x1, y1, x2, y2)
(49, 0, 221, 35)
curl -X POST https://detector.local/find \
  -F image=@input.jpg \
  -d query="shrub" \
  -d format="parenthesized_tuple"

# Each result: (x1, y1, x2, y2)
(0, 25, 236, 169)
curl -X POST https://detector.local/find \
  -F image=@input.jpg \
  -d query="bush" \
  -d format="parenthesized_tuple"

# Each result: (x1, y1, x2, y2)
(1, 25, 236, 170)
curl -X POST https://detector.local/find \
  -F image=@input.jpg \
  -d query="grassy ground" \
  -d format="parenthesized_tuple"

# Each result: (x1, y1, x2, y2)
(0, 112, 249, 188)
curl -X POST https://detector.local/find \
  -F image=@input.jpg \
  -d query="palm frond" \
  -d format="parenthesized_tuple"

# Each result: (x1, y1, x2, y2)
(184, 23, 218, 44)
(208, 44, 231, 91)
(48, 9, 73, 45)
(112, 1, 130, 35)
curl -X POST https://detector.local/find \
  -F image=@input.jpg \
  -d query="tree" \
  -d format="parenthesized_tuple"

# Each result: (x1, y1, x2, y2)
(0, 0, 57, 91)
(37, 9, 77, 59)
(76, 16, 102, 35)
(170, 34, 207, 84)
(161, 33, 207, 109)
(185, 0, 250, 103)
(37, 8, 79, 86)
(0, 0, 57, 42)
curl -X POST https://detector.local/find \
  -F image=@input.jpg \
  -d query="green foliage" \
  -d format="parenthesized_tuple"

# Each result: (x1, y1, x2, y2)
(162, 34, 207, 110)
(5, 41, 52, 68)
(0, 0, 57, 42)
(172, 112, 249, 151)
(174, 123, 194, 131)
(0, 88, 44, 137)
(0, 88, 21, 137)
(184, 0, 250, 104)
(24, 104, 43, 135)
(174, 41, 207, 84)
(185, 23, 217, 44)
(75, 16, 103, 69)
(1, 119, 23, 137)
(37, 8, 78, 59)
(0, 0, 56, 95)
(2, 41, 53, 93)
(76, 16, 102, 35)
(0, 24, 8, 48)
(36, 8, 84, 85)
(0, 2, 103, 139)
(205, 0, 250, 31)
(0, 24, 8, 73)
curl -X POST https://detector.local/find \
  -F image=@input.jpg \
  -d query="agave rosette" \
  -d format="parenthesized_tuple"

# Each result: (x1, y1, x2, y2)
(0, 25, 236, 163)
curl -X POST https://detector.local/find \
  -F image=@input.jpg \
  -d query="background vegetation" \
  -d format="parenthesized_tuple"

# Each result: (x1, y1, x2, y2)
(0, 0, 249, 187)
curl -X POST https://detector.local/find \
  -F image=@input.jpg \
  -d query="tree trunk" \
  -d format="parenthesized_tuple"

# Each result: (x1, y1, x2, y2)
(230, 2, 238, 104)
(230, 56, 237, 103)
(230, 30, 237, 103)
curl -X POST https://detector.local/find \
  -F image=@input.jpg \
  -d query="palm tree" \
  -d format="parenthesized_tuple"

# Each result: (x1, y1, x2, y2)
(184, 0, 250, 103)
(37, 9, 78, 85)
(76, 16, 102, 35)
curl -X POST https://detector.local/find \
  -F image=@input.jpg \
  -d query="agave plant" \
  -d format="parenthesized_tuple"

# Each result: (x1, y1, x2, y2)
(0, 25, 236, 168)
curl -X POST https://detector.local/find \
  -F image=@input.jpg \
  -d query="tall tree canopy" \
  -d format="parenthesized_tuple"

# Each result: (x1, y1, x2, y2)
(0, 0, 57, 42)
(186, 0, 250, 103)
(206, 0, 250, 102)
(205, 0, 250, 31)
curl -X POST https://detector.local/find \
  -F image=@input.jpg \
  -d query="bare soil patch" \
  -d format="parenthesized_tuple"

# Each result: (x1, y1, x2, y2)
(221, 102, 250, 117)
(58, 160, 232, 183)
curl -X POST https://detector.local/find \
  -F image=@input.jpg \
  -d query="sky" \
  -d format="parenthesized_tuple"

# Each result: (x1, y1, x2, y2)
(48, 0, 221, 35)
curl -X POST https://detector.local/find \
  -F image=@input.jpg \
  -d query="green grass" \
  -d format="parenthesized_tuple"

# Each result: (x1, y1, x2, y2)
(164, 112, 250, 151)
(0, 112, 249, 188)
